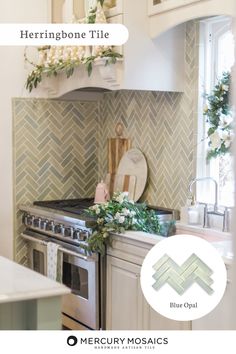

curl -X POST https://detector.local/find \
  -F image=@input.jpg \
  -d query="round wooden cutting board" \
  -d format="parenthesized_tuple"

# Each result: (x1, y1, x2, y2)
(117, 148, 148, 201)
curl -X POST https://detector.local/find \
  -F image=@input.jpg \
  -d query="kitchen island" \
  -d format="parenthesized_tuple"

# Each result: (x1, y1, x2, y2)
(0, 256, 70, 330)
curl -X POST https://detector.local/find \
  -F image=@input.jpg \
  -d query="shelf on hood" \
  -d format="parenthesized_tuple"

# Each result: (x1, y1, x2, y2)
(27, 58, 124, 99)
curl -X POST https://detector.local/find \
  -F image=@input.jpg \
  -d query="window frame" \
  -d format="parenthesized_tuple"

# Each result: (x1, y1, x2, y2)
(196, 16, 234, 207)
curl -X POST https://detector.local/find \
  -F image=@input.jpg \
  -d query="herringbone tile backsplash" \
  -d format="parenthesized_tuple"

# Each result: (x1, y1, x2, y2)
(13, 98, 99, 263)
(98, 22, 198, 210)
(13, 21, 198, 262)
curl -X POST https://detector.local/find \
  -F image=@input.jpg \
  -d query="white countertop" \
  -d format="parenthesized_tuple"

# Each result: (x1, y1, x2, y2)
(0, 256, 70, 304)
(111, 230, 234, 264)
(176, 222, 233, 264)
(111, 230, 165, 246)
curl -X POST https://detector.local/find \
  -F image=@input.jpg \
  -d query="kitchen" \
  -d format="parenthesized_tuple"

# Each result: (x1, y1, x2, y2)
(0, 0, 236, 332)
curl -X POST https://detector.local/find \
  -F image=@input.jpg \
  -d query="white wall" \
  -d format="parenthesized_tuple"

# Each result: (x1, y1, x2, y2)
(0, 0, 50, 259)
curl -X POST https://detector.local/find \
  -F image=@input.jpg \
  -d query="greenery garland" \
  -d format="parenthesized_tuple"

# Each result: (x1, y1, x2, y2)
(203, 72, 233, 161)
(86, 192, 161, 255)
(25, 0, 122, 92)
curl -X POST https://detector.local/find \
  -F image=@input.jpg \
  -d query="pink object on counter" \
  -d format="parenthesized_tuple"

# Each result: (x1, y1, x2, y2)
(94, 180, 109, 204)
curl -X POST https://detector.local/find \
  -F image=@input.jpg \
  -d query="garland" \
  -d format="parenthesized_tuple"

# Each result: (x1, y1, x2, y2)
(24, 0, 122, 92)
(203, 72, 233, 161)
(86, 192, 161, 255)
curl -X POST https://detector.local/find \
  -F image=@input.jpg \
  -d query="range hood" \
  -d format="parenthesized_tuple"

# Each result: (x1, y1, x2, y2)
(26, 0, 186, 99)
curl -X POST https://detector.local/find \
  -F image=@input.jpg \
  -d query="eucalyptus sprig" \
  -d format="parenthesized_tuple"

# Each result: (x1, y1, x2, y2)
(86, 192, 161, 255)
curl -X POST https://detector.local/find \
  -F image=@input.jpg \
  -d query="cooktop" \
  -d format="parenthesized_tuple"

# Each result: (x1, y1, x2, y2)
(33, 198, 95, 215)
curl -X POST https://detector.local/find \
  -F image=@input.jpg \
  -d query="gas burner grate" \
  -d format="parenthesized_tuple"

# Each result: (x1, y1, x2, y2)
(33, 198, 95, 215)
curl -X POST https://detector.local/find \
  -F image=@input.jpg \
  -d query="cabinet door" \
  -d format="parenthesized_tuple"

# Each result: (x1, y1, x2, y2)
(192, 276, 232, 330)
(143, 300, 191, 330)
(106, 255, 191, 330)
(106, 255, 144, 330)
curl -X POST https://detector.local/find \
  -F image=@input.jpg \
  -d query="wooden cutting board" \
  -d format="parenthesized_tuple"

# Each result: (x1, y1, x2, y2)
(105, 173, 136, 201)
(107, 123, 131, 174)
(108, 137, 131, 174)
(117, 148, 148, 201)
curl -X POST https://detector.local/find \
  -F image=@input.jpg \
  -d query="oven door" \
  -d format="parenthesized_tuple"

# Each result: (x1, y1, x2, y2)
(61, 253, 99, 330)
(22, 231, 100, 330)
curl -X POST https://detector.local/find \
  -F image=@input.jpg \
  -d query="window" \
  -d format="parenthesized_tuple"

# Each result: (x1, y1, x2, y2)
(197, 16, 235, 207)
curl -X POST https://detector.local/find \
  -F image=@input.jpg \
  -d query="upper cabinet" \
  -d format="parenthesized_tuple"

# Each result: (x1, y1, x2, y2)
(51, 0, 123, 22)
(148, 0, 235, 38)
(101, 0, 123, 18)
(148, 0, 207, 16)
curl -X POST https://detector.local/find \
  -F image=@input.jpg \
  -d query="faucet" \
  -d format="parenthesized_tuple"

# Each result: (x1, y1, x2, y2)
(188, 177, 229, 232)
(188, 177, 218, 212)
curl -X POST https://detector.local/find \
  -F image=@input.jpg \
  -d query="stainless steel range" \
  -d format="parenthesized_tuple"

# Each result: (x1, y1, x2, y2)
(20, 198, 105, 330)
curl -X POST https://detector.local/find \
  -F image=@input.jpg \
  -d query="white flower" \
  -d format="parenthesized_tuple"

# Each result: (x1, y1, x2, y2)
(222, 84, 229, 91)
(113, 191, 129, 204)
(118, 216, 125, 224)
(90, 204, 101, 214)
(221, 131, 233, 148)
(114, 212, 126, 224)
(117, 195, 124, 204)
(114, 212, 121, 220)
(131, 210, 136, 216)
(97, 218, 104, 225)
(203, 104, 208, 113)
(122, 208, 131, 216)
(209, 130, 222, 150)
(219, 114, 233, 128)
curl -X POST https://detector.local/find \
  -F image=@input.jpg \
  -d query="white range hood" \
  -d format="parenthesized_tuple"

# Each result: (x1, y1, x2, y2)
(26, 0, 186, 99)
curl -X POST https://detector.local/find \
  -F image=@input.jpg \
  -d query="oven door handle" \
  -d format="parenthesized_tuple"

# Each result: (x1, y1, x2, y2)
(21, 233, 89, 261)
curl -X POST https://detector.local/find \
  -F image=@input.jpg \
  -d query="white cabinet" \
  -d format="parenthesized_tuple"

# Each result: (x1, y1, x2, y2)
(103, 0, 123, 18)
(51, 0, 123, 22)
(106, 255, 144, 330)
(148, 0, 235, 38)
(148, 0, 207, 16)
(192, 264, 232, 330)
(106, 233, 191, 330)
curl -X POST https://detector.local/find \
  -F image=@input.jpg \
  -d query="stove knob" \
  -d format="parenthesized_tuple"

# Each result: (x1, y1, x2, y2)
(73, 229, 80, 240)
(42, 219, 49, 231)
(55, 224, 63, 234)
(29, 215, 35, 225)
(31, 215, 35, 225)
(33, 217, 41, 228)
(61, 225, 65, 236)
(64, 227, 74, 237)
(79, 230, 89, 241)
(49, 221, 55, 233)
(24, 214, 35, 226)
